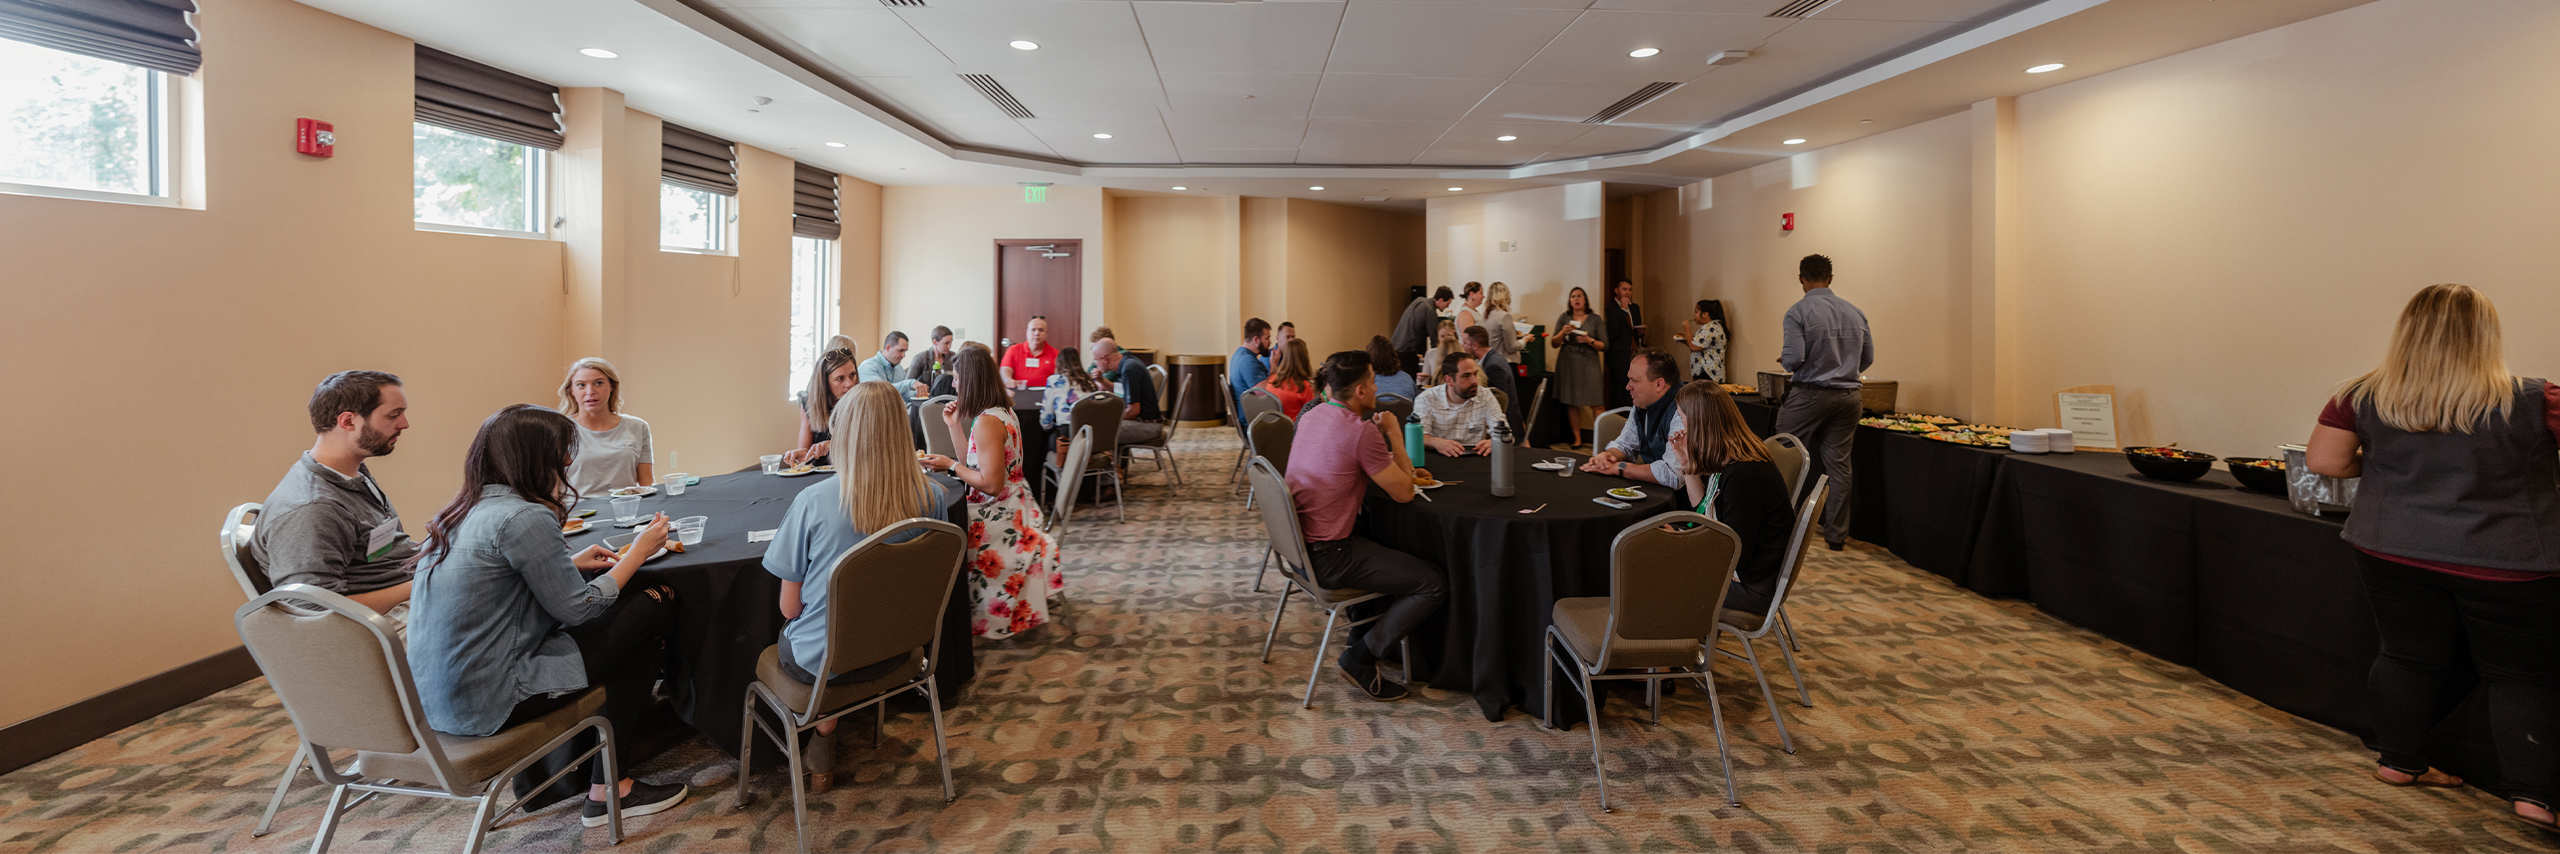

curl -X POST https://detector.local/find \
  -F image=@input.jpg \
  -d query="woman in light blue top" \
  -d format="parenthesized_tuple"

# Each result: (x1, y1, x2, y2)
(762, 381, 950, 793)
(406, 404, 689, 826)
(1366, 336, 1419, 402)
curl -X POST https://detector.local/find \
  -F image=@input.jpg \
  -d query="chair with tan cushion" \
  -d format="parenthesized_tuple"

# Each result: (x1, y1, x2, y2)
(1542, 511, 1743, 812)
(736, 518, 968, 854)
(1047, 392, 1125, 522)
(1044, 425, 1095, 541)
(221, 503, 308, 838)
(1756, 432, 1815, 655)
(1247, 457, 1412, 708)
(1244, 412, 1297, 591)
(1122, 370, 1186, 486)
(1591, 406, 1633, 451)
(1719, 475, 1828, 713)
(1373, 394, 1414, 425)
(236, 584, 622, 854)
(919, 395, 959, 458)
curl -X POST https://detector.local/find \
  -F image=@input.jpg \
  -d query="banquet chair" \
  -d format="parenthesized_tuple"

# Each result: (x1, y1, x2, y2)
(1592, 406, 1633, 451)
(1046, 393, 1125, 522)
(1044, 426, 1095, 540)
(737, 519, 967, 854)
(1758, 433, 1814, 653)
(1374, 394, 1414, 425)
(1491, 388, 1510, 422)
(1519, 378, 1548, 446)
(919, 395, 959, 458)
(1718, 476, 1828, 711)
(236, 585, 623, 854)
(1244, 412, 1296, 590)
(1542, 511, 1744, 812)
(1247, 457, 1412, 709)
(1235, 389, 1284, 502)
(222, 503, 314, 838)
(1225, 374, 1250, 484)
(1122, 373, 1187, 486)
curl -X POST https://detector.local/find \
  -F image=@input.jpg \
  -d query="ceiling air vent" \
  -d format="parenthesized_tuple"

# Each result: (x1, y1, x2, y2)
(1767, 0, 1840, 18)
(1583, 82, 1682, 124)
(879, 0, 927, 6)
(960, 73, 1035, 119)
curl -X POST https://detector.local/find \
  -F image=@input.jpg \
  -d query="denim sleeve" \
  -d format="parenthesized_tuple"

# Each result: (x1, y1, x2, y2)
(501, 507, 618, 626)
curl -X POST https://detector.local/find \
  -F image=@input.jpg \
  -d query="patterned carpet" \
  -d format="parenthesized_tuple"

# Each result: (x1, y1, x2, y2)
(1, 431, 2547, 853)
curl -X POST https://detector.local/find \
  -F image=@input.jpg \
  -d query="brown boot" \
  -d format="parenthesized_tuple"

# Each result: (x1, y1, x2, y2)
(805, 731, 837, 795)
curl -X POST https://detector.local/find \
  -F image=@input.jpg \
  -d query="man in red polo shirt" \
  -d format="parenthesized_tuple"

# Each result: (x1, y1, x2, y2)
(1000, 316, 1058, 390)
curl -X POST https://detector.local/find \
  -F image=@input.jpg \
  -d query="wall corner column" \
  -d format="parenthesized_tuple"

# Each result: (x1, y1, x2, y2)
(1968, 96, 2021, 425)
(557, 87, 628, 363)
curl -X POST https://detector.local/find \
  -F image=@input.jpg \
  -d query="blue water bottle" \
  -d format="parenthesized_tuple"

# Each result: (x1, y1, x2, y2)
(1404, 413, 1425, 468)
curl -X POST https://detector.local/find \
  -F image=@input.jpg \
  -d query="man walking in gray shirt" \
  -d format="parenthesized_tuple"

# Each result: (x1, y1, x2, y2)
(1773, 254, 1873, 550)
(252, 370, 418, 614)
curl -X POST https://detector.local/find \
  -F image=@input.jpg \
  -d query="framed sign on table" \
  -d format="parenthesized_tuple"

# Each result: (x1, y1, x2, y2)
(2055, 384, 2121, 451)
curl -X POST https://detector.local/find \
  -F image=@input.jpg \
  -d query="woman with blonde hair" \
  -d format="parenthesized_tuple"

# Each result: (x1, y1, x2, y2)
(1254, 338, 1317, 419)
(788, 346, 860, 465)
(2307, 283, 2560, 829)
(762, 381, 948, 793)
(557, 357, 653, 496)
(1483, 282, 1518, 360)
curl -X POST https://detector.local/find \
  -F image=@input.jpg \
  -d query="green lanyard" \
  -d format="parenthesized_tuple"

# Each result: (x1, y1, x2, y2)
(1692, 472, 1724, 520)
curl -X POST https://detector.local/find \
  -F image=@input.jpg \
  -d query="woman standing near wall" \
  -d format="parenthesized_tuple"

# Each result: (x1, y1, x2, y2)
(1483, 282, 1518, 361)
(1552, 286, 1607, 450)
(2307, 283, 2560, 830)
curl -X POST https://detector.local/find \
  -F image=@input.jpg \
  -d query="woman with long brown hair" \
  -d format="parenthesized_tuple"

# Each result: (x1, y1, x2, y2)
(404, 405, 690, 827)
(2308, 283, 2560, 828)
(1255, 337, 1317, 419)
(789, 346, 861, 466)
(927, 345, 1059, 638)
(1553, 285, 1607, 449)
(1664, 382, 1796, 615)
(762, 381, 949, 792)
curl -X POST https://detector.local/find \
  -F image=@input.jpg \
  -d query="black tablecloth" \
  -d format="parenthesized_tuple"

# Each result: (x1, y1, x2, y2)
(1356, 450, 1677, 723)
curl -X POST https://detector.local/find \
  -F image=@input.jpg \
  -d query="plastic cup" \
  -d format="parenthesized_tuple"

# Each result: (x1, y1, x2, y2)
(759, 454, 783, 474)
(674, 516, 707, 546)
(611, 496, 641, 523)
(663, 473, 689, 496)
(1556, 456, 1575, 478)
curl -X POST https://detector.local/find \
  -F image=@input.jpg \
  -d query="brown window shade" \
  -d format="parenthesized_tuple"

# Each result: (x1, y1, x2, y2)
(414, 45, 562, 151)
(663, 122, 736, 197)
(792, 162, 839, 240)
(0, 0, 200, 76)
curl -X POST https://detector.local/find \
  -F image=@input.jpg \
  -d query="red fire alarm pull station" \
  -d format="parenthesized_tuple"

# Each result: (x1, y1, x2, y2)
(1781, 212, 1796, 231)
(297, 118, 335, 157)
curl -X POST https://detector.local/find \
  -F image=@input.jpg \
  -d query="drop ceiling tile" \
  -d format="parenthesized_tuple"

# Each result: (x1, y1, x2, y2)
(1162, 117, 1311, 151)
(1325, 4, 1584, 79)
(1409, 148, 1542, 167)
(933, 118, 1061, 158)
(1309, 74, 1503, 121)
(716, 7, 951, 79)
(1438, 119, 1591, 149)
(994, 73, 1172, 119)
(1612, 18, 1952, 126)
(1534, 123, 1690, 158)
(1181, 148, 1305, 165)
(1162, 73, 1321, 119)
(1018, 118, 1181, 164)
(893, 2, 1156, 76)
(1509, 11, 1793, 82)
(1294, 119, 1455, 165)
(857, 75, 1018, 124)
(1132, 2, 1345, 74)
(1819, 0, 2022, 23)
(1463, 78, 1664, 123)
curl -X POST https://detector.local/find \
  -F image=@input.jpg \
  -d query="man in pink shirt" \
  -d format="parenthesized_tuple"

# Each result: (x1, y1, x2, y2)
(1000, 316, 1059, 390)
(1285, 349, 1447, 701)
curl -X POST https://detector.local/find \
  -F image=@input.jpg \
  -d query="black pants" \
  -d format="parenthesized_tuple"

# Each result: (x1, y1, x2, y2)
(1774, 386, 1861, 546)
(2358, 552, 2560, 803)
(1307, 537, 1446, 663)
(500, 582, 676, 786)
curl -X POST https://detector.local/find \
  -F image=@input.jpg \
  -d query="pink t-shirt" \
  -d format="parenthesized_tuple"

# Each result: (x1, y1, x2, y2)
(1286, 401, 1395, 543)
(1001, 343, 1059, 388)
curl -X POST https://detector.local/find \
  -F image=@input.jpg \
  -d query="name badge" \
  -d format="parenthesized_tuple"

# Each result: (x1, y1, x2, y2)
(1025, 358, 1040, 368)
(366, 516, 406, 561)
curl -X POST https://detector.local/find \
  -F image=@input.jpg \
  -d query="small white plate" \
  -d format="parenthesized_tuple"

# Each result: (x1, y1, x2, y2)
(775, 466, 822, 477)
(1415, 481, 1446, 490)
(1608, 487, 1646, 500)
(608, 486, 658, 498)
(1530, 462, 1567, 471)
(561, 519, 592, 536)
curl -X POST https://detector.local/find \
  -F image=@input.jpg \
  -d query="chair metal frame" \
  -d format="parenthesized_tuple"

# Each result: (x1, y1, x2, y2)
(1246, 457, 1413, 708)
(1541, 512, 1745, 812)
(1045, 425, 1095, 539)
(1591, 405, 1633, 451)
(1046, 391, 1125, 522)
(919, 394, 960, 458)
(1243, 411, 1296, 587)
(1519, 377, 1548, 446)
(1123, 371, 1186, 486)
(222, 503, 315, 838)
(1716, 476, 1827, 711)
(1760, 432, 1815, 654)
(1232, 387, 1282, 493)
(236, 585, 622, 854)
(736, 518, 967, 854)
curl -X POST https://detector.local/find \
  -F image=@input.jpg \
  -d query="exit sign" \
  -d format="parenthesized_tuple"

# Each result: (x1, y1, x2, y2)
(1022, 185, 1048, 203)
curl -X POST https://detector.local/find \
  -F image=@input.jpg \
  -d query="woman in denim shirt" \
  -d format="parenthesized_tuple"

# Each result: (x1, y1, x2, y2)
(1040, 348, 1102, 430)
(405, 404, 690, 826)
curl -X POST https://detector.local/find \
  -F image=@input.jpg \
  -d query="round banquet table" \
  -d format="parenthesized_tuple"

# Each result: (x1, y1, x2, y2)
(1354, 449, 1678, 723)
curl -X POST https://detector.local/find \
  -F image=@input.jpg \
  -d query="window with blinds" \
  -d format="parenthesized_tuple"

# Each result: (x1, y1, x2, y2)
(0, 1, 193, 202)
(792, 162, 839, 240)
(411, 45, 558, 235)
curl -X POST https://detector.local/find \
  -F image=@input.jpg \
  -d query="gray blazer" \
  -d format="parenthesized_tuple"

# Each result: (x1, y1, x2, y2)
(406, 485, 620, 736)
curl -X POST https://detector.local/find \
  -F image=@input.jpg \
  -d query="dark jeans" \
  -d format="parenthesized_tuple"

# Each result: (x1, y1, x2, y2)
(2359, 552, 2560, 803)
(500, 582, 676, 786)
(1774, 386, 1861, 546)
(1307, 537, 1446, 664)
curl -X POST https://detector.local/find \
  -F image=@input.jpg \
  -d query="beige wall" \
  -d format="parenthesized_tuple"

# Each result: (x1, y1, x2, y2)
(1428, 184, 1606, 368)
(1105, 192, 1240, 356)
(879, 185, 1108, 351)
(836, 176, 885, 350)
(1279, 199, 1426, 359)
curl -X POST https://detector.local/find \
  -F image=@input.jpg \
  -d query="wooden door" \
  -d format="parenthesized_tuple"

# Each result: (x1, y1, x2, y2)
(995, 239, 1082, 353)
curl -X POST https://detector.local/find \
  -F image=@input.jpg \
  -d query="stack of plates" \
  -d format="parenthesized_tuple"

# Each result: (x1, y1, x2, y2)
(2010, 430, 2050, 454)
(2039, 428, 2075, 453)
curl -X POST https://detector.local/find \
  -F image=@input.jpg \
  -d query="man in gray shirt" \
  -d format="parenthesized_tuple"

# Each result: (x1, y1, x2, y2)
(251, 370, 417, 613)
(1774, 254, 1873, 550)
(1389, 287, 1454, 375)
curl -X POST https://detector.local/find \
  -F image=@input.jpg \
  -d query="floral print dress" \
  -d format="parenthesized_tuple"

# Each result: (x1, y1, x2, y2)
(963, 407, 1060, 639)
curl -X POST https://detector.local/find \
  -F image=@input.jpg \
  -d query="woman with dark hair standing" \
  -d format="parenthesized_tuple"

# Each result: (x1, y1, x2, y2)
(789, 346, 860, 466)
(2308, 283, 2560, 829)
(1665, 382, 1796, 616)
(1552, 286, 1607, 450)
(405, 405, 690, 827)
(929, 346, 1060, 638)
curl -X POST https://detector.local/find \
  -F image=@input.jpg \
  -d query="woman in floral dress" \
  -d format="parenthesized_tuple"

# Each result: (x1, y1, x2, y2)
(927, 345, 1061, 638)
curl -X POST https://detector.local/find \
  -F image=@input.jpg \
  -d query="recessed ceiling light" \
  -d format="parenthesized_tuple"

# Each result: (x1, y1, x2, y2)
(1309, 186, 1325, 191)
(1783, 138, 1807, 145)
(1628, 47, 1660, 58)
(1092, 133, 1113, 139)
(823, 141, 846, 148)
(579, 48, 618, 59)
(1447, 187, 1463, 191)
(1172, 186, 1187, 190)
(1010, 40, 1039, 51)
(1859, 119, 1874, 124)
(1497, 135, 1517, 141)
(2026, 63, 2066, 74)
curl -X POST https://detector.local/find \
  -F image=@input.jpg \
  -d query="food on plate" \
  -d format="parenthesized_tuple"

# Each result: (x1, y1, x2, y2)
(1720, 383, 1757, 395)
(609, 485, 652, 497)
(2127, 445, 2213, 460)
(1962, 425, 2021, 437)
(1608, 486, 1644, 499)
(617, 538, 680, 558)
(2235, 458, 2286, 470)
(1914, 415, 1959, 425)
(777, 462, 817, 476)
(562, 519, 587, 534)
(1412, 468, 1439, 487)
(813, 465, 835, 473)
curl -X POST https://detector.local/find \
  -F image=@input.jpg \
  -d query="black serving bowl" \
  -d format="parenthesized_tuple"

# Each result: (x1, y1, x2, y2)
(2224, 458, 2290, 495)
(2124, 447, 2216, 482)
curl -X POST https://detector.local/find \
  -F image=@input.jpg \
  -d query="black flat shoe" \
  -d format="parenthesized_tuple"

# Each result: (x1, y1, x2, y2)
(1338, 658, 1410, 702)
(584, 780, 689, 827)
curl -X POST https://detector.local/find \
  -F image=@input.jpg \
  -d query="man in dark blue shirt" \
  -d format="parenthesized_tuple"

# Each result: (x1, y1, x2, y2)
(1229, 317, 1273, 411)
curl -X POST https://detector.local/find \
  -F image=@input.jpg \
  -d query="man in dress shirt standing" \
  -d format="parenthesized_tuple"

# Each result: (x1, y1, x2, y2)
(1773, 254, 1873, 551)
(1390, 287, 1453, 377)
